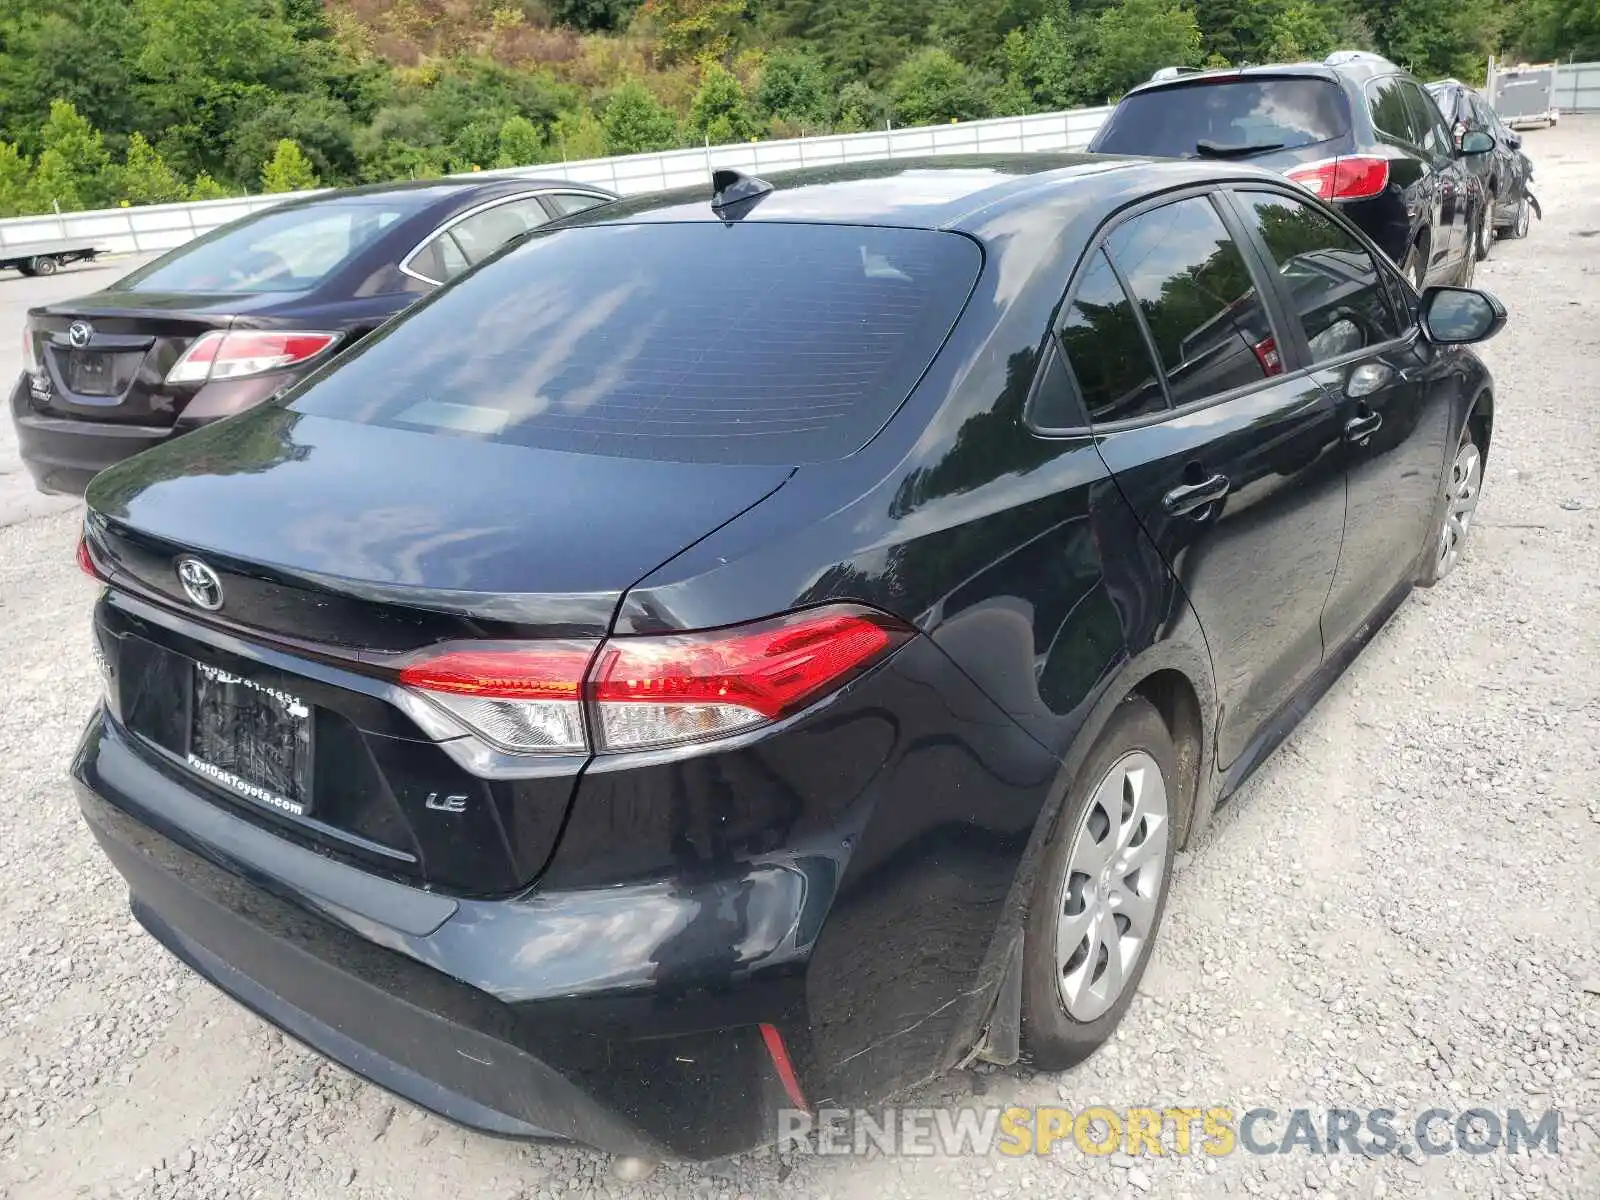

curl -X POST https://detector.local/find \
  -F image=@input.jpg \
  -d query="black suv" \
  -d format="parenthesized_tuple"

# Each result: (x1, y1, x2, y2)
(1427, 78, 1539, 256)
(1089, 51, 1493, 290)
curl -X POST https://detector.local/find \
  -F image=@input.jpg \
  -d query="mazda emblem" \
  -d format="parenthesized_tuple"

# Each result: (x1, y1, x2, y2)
(176, 557, 224, 611)
(68, 321, 93, 349)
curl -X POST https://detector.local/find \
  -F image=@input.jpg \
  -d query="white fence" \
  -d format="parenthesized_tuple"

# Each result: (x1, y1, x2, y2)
(0, 105, 1113, 259)
(1553, 59, 1600, 112)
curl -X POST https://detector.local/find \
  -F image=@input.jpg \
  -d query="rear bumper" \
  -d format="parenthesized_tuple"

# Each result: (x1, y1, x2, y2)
(74, 711, 815, 1160)
(11, 377, 176, 495)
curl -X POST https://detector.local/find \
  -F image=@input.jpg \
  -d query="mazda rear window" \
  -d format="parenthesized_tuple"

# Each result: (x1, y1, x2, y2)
(120, 200, 422, 294)
(289, 222, 982, 465)
(1093, 78, 1350, 158)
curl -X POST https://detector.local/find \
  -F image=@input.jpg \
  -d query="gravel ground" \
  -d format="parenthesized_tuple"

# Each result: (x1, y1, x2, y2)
(1, 124, 1597, 1200)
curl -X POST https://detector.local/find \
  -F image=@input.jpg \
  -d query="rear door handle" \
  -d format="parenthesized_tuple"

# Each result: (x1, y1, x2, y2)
(1162, 473, 1230, 517)
(1345, 411, 1384, 444)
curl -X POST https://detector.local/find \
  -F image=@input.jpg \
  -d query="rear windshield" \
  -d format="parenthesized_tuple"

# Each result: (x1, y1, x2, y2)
(120, 201, 420, 294)
(289, 222, 982, 466)
(1093, 78, 1350, 158)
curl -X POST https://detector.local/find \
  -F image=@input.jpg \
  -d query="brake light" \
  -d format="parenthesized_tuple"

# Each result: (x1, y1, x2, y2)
(77, 535, 101, 580)
(1252, 336, 1283, 376)
(166, 330, 339, 384)
(1284, 156, 1390, 201)
(396, 605, 912, 755)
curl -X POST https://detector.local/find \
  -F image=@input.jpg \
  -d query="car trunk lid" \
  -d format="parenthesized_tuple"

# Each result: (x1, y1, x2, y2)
(26, 291, 287, 426)
(82, 406, 793, 896)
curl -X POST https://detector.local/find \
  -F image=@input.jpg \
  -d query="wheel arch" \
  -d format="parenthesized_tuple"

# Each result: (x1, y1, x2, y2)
(1468, 385, 1494, 465)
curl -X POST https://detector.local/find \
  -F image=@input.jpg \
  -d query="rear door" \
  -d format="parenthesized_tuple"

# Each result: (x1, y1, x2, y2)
(1062, 191, 1349, 768)
(1227, 186, 1448, 653)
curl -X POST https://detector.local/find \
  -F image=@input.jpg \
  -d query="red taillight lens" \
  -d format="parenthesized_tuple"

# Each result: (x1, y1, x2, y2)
(166, 330, 339, 385)
(395, 606, 911, 755)
(77, 535, 101, 580)
(1252, 335, 1283, 377)
(1284, 156, 1390, 202)
(590, 607, 909, 751)
(397, 642, 594, 754)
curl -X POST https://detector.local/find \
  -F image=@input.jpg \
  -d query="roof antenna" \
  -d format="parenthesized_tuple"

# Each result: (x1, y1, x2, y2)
(710, 168, 773, 218)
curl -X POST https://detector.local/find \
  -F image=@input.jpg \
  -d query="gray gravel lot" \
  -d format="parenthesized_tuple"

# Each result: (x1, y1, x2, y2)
(1, 125, 1597, 1200)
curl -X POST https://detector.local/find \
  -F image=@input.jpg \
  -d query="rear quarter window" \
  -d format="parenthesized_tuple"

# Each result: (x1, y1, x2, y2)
(1092, 78, 1351, 158)
(290, 222, 983, 466)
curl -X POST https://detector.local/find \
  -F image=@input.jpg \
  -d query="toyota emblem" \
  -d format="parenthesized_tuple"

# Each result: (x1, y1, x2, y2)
(68, 321, 93, 349)
(176, 557, 224, 611)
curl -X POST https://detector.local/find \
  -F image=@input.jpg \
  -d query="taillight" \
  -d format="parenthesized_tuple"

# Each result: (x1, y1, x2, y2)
(22, 326, 40, 375)
(166, 330, 339, 384)
(1251, 336, 1283, 377)
(77, 535, 101, 580)
(396, 605, 912, 755)
(1284, 156, 1390, 202)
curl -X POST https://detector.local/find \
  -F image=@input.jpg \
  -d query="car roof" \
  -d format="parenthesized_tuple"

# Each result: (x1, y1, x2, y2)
(1121, 51, 1407, 100)
(556, 154, 1300, 239)
(265, 175, 610, 215)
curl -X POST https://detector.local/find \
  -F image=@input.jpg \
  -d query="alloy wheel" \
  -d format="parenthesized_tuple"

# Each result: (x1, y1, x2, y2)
(1435, 438, 1483, 579)
(1055, 750, 1169, 1022)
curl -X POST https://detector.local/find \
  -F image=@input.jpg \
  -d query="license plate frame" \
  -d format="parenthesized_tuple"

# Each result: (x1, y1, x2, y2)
(68, 351, 117, 396)
(187, 660, 314, 818)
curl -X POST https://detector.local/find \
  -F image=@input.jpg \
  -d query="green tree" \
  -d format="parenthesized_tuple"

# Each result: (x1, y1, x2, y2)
(0, 0, 143, 151)
(888, 47, 992, 126)
(639, 0, 749, 63)
(0, 141, 33, 217)
(1087, 0, 1203, 100)
(689, 63, 759, 142)
(261, 137, 319, 192)
(495, 115, 547, 167)
(26, 98, 113, 211)
(603, 81, 680, 154)
(188, 171, 232, 200)
(755, 50, 831, 126)
(551, 108, 609, 161)
(549, 0, 645, 31)
(1005, 11, 1095, 110)
(117, 130, 186, 204)
(833, 80, 887, 131)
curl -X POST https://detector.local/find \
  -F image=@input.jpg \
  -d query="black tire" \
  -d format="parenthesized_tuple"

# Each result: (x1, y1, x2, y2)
(1505, 196, 1530, 240)
(1401, 239, 1427, 291)
(15, 264, 37, 278)
(1475, 195, 1495, 260)
(30, 255, 58, 276)
(1021, 696, 1180, 1071)
(1417, 420, 1484, 587)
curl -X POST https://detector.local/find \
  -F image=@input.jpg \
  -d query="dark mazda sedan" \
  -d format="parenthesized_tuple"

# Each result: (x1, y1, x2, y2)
(12, 177, 614, 495)
(72, 156, 1504, 1162)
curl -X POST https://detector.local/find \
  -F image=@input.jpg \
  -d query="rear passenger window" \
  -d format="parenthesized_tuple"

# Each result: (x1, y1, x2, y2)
(1103, 197, 1277, 409)
(547, 192, 608, 217)
(1057, 249, 1165, 424)
(1235, 191, 1402, 362)
(1367, 76, 1418, 144)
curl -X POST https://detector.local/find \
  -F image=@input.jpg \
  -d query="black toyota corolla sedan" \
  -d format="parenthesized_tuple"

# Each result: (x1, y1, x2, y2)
(13, 176, 614, 495)
(71, 156, 1504, 1162)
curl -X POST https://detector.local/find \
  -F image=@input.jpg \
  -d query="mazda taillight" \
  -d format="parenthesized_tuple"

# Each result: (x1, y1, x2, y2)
(396, 605, 912, 755)
(22, 326, 40, 375)
(77, 535, 101, 580)
(1284, 156, 1390, 202)
(166, 330, 339, 384)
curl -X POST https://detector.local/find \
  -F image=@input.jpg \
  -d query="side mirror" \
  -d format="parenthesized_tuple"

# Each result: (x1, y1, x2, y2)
(1421, 286, 1506, 345)
(1460, 130, 1495, 155)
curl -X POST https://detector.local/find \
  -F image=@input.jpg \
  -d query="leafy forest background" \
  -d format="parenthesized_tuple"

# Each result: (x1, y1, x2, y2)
(1, 0, 1596, 218)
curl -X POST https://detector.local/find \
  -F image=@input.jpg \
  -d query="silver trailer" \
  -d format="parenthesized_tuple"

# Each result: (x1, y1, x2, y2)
(1490, 63, 1561, 129)
(0, 236, 105, 277)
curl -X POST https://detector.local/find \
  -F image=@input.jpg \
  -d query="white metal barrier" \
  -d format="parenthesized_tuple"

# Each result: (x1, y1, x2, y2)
(0, 105, 1113, 257)
(1553, 60, 1600, 113)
